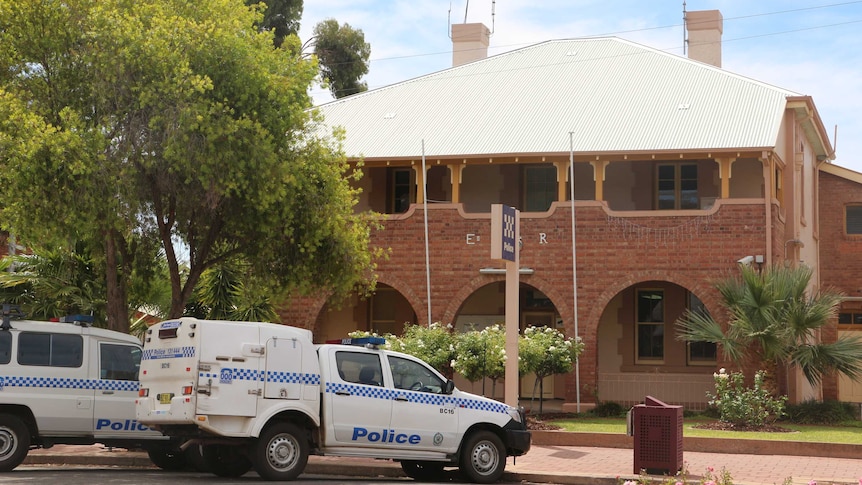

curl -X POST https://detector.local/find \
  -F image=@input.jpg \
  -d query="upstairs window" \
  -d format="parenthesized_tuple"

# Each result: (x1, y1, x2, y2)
(657, 164, 698, 210)
(846, 205, 862, 235)
(389, 168, 413, 214)
(524, 165, 557, 212)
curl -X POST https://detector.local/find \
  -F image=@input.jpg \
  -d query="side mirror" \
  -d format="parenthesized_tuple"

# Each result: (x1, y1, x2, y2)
(443, 379, 455, 394)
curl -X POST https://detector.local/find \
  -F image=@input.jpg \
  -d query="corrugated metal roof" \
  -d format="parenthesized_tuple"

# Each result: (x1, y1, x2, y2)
(312, 37, 798, 160)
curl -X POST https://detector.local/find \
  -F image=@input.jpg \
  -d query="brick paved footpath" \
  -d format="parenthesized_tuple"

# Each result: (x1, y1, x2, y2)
(24, 443, 862, 485)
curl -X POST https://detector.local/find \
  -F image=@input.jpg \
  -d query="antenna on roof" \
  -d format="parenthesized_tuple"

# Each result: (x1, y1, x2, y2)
(682, 0, 688, 55)
(464, 0, 470, 23)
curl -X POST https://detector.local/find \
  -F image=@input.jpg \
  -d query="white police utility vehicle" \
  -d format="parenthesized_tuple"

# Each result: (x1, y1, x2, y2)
(0, 310, 181, 471)
(136, 318, 531, 482)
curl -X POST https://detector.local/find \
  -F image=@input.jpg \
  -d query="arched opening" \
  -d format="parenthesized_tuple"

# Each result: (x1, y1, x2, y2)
(596, 280, 716, 409)
(314, 284, 417, 343)
(452, 281, 565, 401)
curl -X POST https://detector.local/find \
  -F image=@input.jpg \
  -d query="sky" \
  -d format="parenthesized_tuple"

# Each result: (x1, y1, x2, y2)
(298, 0, 862, 173)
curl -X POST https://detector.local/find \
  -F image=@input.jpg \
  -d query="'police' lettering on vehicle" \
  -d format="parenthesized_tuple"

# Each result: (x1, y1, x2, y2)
(352, 427, 420, 444)
(96, 418, 150, 432)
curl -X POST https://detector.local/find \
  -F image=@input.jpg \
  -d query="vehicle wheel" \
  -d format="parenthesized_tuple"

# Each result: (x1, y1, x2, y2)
(184, 443, 209, 472)
(146, 443, 187, 471)
(401, 460, 445, 481)
(0, 414, 30, 472)
(252, 422, 309, 481)
(459, 431, 505, 484)
(201, 444, 252, 478)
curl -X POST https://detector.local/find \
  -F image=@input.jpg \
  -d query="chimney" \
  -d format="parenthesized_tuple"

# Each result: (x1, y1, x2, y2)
(451, 23, 490, 67)
(686, 10, 723, 67)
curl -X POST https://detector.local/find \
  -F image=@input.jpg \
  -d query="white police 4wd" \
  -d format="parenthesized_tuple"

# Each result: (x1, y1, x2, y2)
(136, 318, 531, 482)
(0, 311, 182, 471)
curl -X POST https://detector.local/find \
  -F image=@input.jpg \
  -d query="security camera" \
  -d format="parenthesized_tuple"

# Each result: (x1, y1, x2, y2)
(737, 255, 754, 266)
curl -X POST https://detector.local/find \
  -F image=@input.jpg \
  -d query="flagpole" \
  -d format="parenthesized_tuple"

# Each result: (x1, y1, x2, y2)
(569, 132, 581, 413)
(422, 140, 432, 326)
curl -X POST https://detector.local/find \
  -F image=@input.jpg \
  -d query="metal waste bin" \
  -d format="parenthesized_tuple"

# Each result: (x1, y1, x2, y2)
(631, 396, 683, 474)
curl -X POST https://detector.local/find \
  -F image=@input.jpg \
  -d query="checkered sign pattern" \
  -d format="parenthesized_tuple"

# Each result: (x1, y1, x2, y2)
(0, 375, 140, 392)
(501, 204, 516, 262)
(201, 368, 320, 386)
(324, 382, 510, 416)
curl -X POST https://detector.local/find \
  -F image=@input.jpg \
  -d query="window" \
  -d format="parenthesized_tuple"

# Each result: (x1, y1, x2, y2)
(18, 332, 83, 367)
(838, 312, 862, 329)
(0, 332, 10, 365)
(100, 343, 142, 381)
(370, 288, 399, 336)
(524, 165, 557, 212)
(636, 290, 664, 362)
(335, 351, 383, 387)
(686, 293, 717, 365)
(657, 164, 698, 210)
(390, 168, 413, 214)
(388, 355, 445, 393)
(774, 166, 783, 202)
(846, 206, 862, 235)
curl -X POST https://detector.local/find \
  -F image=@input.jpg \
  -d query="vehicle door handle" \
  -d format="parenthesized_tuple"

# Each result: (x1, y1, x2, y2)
(102, 391, 114, 395)
(336, 390, 351, 396)
(394, 395, 409, 402)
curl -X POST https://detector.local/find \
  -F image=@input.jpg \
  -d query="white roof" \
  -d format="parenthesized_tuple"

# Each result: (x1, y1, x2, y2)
(312, 37, 799, 160)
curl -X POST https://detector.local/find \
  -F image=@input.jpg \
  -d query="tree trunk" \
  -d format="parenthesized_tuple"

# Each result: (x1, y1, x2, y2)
(104, 231, 129, 333)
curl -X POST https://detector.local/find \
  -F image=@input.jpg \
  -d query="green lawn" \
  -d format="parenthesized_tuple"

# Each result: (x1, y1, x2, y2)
(544, 416, 862, 444)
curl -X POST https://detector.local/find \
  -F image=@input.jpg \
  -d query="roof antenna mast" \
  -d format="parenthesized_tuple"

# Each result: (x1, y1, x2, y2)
(683, 0, 688, 55)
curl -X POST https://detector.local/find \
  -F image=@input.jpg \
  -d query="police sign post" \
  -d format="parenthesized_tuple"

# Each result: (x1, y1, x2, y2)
(490, 204, 520, 408)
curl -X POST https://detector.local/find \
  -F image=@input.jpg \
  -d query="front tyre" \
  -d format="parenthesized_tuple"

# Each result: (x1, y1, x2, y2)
(459, 431, 505, 484)
(252, 422, 309, 481)
(0, 414, 30, 472)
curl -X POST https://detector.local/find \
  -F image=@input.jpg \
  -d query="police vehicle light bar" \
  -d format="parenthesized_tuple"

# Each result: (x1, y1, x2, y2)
(326, 337, 386, 347)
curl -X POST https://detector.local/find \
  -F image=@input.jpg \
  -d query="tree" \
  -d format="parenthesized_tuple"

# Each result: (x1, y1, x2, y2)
(388, 323, 456, 377)
(0, 0, 377, 332)
(452, 324, 507, 397)
(245, 1, 371, 100)
(312, 19, 371, 98)
(245, 0, 303, 48)
(677, 264, 862, 394)
(184, 259, 279, 323)
(519, 326, 584, 413)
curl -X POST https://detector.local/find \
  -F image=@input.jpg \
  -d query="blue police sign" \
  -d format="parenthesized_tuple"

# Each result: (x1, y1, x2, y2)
(491, 204, 518, 262)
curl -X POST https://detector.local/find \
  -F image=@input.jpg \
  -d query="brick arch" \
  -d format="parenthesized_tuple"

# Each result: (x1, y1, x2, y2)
(374, 274, 426, 326)
(439, 275, 574, 333)
(585, 270, 722, 338)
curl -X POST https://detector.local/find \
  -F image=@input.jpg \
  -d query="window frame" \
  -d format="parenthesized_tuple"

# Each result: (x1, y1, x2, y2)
(845, 205, 862, 235)
(656, 163, 698, 210)
(685, 292, 717, 366)
(17, 332, 83, 367)
(635, 289, 665, 364)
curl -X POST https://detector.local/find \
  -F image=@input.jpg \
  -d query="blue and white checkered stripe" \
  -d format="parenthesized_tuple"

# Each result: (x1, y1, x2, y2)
(324, 382, 510, 415)
(200, 368, 320, 386)
(142, 346, 195, 361)
(0, 375, 139, 392)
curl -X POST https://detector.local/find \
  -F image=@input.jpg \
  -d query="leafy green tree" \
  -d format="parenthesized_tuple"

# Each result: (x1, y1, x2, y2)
(388, 323, 456, 377)
(519, 326, 584, 413)
(0, 0, 377, 332)
(312, 19, 371, 98)
(184, 260, 278, 323)
(452, 324, 506, 396)
(0, 245, 106, 325)
(246, 0, 303, 48)
(677, 264, 862, 394)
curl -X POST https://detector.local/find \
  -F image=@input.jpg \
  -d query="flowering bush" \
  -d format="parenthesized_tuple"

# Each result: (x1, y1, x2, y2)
(708, 369, 785, 427)
(387, 322, 456, 377)
(451, 324, 506, 384)
(619, 464, 733, 485)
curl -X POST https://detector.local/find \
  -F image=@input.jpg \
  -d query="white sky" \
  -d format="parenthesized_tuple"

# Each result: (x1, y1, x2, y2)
(300, 1, 862, 173)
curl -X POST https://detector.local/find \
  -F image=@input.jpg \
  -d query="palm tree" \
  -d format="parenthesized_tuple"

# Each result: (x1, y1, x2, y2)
(677, 264, 862, 395)
(184, 261, 279, 323)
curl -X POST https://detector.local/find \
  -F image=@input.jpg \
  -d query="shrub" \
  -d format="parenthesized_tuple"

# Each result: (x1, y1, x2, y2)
(708, 369, 786, 427)
(783, 399, 858, 424)
(591, 401, 625, 418)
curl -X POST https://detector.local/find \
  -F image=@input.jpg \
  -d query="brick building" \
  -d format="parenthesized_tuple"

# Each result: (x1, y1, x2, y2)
(280, 10, 859, 409)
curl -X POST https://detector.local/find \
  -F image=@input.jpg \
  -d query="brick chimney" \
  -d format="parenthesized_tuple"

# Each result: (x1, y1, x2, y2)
(686, 10, 723, 68)
(451, 23, 490, 67)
